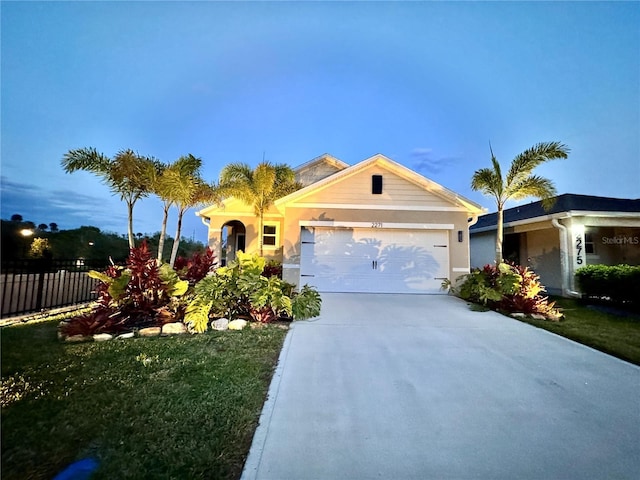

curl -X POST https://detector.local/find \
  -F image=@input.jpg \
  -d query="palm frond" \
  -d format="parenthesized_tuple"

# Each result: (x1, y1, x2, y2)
(61, 147, 110, 174)
(253, 162, 277, 197)
(508, 175, 557, 209)
(471, 167, 502, 197)
(174, 154, 202, 176)
(219, 162, 253, 184)
(506, 141, 569, 186)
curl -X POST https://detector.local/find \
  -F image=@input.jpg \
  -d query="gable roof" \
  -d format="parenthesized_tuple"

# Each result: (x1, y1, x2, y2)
(471, 194, 640, 231)
(293, 153, 349, 187)
(294, 153, 349, 175)
(276, 153, 484, 213)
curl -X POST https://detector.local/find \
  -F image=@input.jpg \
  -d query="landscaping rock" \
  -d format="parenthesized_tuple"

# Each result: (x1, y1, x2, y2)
(211, 318, 229, 331)
(162, 322, 187, 335)
(138, 327, 161, 337)
(116, 332, 135, 340)
(531, 313, 547, 320)
(228, 319, 248, 331)
(66, 335, 91, 343)
(511, 313, 526, 318)
(93, 333, 113, 342)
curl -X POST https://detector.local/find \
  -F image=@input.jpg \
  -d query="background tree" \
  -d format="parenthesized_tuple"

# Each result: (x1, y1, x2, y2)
(29, 237, 52, 258)
(471, 141, 569, 264)
(49, 222, 59, 232)
(11, 214, 23, 222)
(219, 161, 300, 256)
(61, 147, 161, 248)
(37, 223, 48, 231)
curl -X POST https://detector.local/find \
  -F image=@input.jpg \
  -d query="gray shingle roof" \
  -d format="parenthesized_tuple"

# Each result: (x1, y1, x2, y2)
(471, 194, 640, 231)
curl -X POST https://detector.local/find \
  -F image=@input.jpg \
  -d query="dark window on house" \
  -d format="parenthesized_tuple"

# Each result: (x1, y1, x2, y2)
(585, 232, 595, 254)
(372, 175, 383, 194)
(263, 225, 277, 246)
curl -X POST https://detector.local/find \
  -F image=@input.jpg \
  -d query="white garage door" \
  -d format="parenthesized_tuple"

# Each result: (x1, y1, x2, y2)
(300, 227, 449, 294)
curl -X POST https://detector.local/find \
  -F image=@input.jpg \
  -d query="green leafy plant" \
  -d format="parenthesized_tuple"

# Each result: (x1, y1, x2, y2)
(184, 252, 321, 331)
(292, 285, 322, 320)
(245, 275, 292, 323)
(576, 264, 640, 307)
(450, 263, 560, 319)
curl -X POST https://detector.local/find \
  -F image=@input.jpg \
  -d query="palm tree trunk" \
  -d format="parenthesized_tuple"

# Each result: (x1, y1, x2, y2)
(126, 201, 135, 249)
(495, 206, 504, 264)
(157, 204, 170, 261)
(258, 210, 264, 257)
(169, 208, 184, 267)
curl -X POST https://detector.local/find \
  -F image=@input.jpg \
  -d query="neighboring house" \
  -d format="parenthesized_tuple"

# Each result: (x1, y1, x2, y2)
(196, 153, 484, 294)
(469, 194, 640, 296)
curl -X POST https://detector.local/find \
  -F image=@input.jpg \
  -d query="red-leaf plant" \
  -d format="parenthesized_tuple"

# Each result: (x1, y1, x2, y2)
(497, 263, 559, 318)
(61, 241, 183, 337)
(174, 247, 217, 285)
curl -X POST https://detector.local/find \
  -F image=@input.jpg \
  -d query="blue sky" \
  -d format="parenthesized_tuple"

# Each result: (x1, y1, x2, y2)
(2, 1, 639, 244)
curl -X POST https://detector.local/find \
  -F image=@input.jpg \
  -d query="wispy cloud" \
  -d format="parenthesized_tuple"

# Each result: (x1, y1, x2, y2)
(410, 148, 460, 175)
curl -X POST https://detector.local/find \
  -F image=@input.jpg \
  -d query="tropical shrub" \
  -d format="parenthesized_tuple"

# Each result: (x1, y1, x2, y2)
(184, 251, 321, 332)
(447, 263, 561, 319)
(292, 285, 322, 321)
(575, 264, 640, 307)
(60, 241, 190, 337)
(173, 247, 217, 285)
(262, 260, 283, 278)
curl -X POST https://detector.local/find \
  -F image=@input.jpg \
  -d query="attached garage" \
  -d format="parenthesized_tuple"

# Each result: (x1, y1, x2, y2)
(300, 225, 450, 294)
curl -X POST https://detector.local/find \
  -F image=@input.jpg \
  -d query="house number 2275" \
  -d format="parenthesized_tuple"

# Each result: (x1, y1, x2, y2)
(371, 222, 383, 228)
(575, 235, 584, 265)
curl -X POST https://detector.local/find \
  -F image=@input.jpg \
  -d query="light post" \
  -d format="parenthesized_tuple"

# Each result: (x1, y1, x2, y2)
(20, 228, 34, 258)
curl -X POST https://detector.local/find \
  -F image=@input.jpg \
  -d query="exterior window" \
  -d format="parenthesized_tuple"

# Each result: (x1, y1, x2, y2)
(262, 224, 277, 246)
(372, 175, 383, 194)
(585, 232, 595, 254)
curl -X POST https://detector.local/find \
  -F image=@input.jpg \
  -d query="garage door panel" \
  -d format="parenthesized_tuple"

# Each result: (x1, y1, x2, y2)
(300, 227, 449, 294)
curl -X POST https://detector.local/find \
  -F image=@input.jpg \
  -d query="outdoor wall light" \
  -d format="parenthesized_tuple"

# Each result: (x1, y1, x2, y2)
(458, 230, 463, 242)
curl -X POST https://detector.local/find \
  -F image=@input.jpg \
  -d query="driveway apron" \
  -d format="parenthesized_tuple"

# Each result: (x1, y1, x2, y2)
(242, 293, 640, 480)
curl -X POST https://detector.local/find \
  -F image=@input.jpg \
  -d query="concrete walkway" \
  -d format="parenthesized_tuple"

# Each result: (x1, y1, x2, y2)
(242, 294, 640, 480)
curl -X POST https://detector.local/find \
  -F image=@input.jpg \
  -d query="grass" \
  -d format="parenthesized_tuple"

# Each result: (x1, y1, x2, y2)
(1, 313, 288, 480)
(512, 297, 640, 366)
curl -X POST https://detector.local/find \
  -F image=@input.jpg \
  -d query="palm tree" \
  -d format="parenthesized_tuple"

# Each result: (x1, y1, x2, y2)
(152, 155, 202, 262)
(219, 161, 300, 256)
(62, 147, 161, 248)
(149, 161, 170, 261)
(161, 154, 221, 267)
(471, 141, 570, 264)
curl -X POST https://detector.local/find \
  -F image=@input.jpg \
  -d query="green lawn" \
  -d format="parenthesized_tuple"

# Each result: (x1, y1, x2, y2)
(513, 297, 640, 366)
(1, 315, 288, 480)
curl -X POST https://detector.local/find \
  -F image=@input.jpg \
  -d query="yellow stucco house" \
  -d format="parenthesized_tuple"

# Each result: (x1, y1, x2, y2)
(196, 153, 484, 294)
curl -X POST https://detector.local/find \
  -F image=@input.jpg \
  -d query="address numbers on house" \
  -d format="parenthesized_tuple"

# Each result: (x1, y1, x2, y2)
(575, 234, 584, 265)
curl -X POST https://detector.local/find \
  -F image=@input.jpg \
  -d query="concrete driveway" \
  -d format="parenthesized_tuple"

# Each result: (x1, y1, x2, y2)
(242, 293, 640, 480)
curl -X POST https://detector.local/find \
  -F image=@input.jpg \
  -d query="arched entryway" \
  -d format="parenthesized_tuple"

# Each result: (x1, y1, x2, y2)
(221, 220, 246, 266)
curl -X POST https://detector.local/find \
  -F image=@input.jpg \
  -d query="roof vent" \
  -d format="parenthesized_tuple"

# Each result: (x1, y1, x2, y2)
(372, 175, 383, 194)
